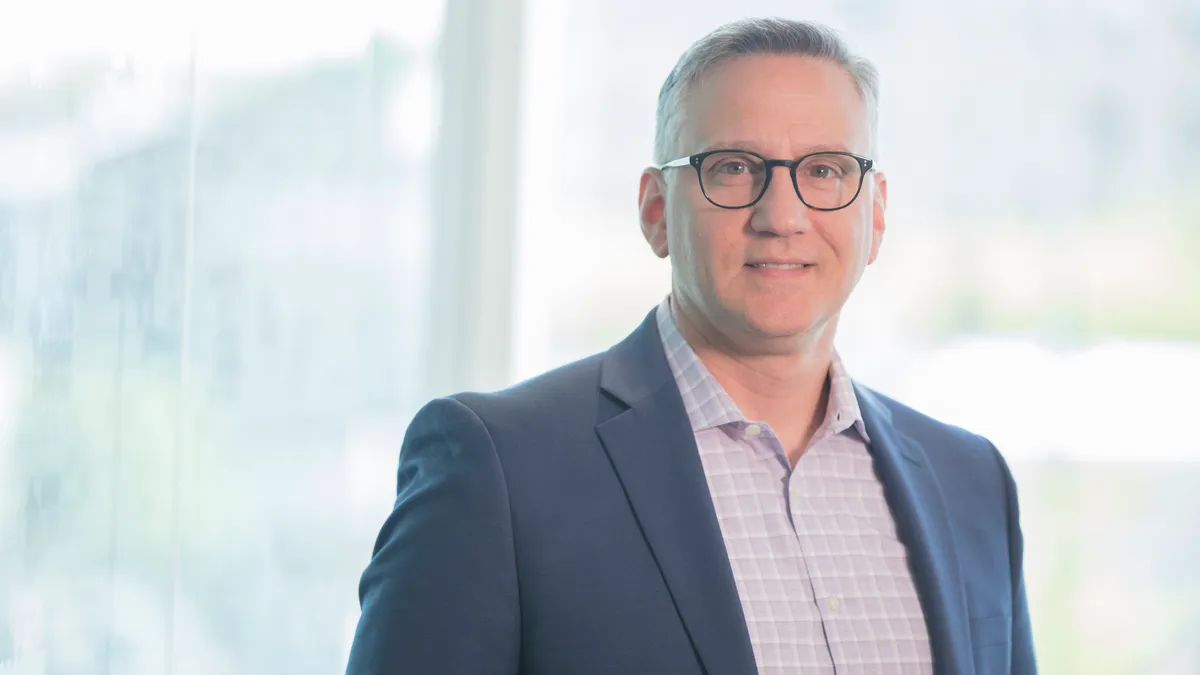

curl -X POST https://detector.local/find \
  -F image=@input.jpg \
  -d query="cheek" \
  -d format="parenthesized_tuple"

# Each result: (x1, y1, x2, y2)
(824, 213, 873, 263)
(699, 221, 748, 286)
(668, 195, 747, 287)
(672, 213, 720, 265)
(669, 218, 701, 273)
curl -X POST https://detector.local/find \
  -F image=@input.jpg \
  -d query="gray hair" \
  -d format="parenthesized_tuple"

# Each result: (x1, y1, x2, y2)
(653, 18, 880, 164)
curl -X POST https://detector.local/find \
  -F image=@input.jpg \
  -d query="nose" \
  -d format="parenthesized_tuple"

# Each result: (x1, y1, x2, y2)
(749, 165, 812, 237)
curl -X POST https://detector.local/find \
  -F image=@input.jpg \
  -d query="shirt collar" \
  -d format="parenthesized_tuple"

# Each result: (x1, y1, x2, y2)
(655, 295, 869, 443)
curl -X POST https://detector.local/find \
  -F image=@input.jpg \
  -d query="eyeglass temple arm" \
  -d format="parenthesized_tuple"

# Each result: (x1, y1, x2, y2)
(654, 156, 693, 170)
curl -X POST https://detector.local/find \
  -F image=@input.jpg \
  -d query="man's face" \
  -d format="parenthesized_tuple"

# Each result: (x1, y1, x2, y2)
(640, 55, 886, 354)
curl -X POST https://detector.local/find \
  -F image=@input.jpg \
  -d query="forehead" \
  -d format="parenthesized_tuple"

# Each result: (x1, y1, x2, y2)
(679, 54, 869, 155)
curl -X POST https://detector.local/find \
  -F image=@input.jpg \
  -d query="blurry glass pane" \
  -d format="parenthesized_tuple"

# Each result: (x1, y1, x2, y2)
(0, 5, 442, 674)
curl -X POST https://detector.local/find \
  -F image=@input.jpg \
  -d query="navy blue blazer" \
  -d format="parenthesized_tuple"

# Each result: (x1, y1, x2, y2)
(346, 309, 1036, 675)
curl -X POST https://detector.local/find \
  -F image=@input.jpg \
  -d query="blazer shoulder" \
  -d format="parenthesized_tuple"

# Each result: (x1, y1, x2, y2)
(448, 350, 609, 439)
(859, 384, 1020, 524)
(859, 384, 999, 459)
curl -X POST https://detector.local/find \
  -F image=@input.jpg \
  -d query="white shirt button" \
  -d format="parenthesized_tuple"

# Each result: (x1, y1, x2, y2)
(745, 424, 762, 437)
(828, 596, 842, 614)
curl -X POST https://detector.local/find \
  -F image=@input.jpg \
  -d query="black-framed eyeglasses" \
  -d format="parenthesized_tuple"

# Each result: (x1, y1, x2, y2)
(656, 149, 875, 211)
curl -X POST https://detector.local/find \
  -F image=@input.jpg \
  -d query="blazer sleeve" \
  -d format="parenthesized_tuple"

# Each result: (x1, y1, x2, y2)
(994, 444, 1037, 675)
(345, 397, 520, 675)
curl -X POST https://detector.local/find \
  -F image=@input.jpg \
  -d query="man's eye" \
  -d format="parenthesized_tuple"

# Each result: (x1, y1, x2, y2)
(806, 164, 840, 179)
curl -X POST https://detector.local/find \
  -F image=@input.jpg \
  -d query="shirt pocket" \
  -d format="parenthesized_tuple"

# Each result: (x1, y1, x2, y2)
(969, 612, 1012, 675)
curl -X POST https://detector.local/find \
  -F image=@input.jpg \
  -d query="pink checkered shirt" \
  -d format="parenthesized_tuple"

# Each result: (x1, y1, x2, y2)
(656, 297, 934, 675)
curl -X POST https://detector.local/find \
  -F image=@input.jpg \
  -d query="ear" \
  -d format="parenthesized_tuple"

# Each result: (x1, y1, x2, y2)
(867, 171, 887, 265)
(639, 168, 669, 258)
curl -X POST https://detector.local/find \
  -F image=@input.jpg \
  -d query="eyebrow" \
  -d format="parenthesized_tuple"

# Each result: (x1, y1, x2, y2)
(698, 141, 854, 156)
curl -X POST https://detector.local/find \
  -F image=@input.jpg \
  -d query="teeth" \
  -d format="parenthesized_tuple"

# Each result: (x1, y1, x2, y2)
(749, 263, 809, 269)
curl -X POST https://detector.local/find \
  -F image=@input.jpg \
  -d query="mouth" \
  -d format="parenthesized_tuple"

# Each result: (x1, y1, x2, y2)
(745, 262, 814, 269)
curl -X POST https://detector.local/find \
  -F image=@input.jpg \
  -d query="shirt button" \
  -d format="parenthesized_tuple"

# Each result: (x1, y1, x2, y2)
(745, 424, 762, 437)
(828, 596, 842, 614)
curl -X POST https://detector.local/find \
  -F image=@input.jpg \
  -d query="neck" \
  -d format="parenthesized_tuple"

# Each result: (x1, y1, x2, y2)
(671, 295, 836, 464)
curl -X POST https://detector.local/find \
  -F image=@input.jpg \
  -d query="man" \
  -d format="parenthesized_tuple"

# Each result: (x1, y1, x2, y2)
(346, 17, 1036, 675)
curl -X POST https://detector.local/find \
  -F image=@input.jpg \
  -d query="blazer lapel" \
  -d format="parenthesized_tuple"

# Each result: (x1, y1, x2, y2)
(595, 310, 758, 675)
(856, 385, 974, 675)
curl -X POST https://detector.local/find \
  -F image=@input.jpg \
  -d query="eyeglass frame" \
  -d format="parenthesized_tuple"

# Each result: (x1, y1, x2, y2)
(655, 149, 876, 212)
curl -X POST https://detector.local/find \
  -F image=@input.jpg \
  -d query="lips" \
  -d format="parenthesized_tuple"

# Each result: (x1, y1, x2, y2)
(745, 262, 813, 269)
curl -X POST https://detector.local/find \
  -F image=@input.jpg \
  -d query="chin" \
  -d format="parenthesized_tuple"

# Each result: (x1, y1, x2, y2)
(741, 308, 819, 339)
